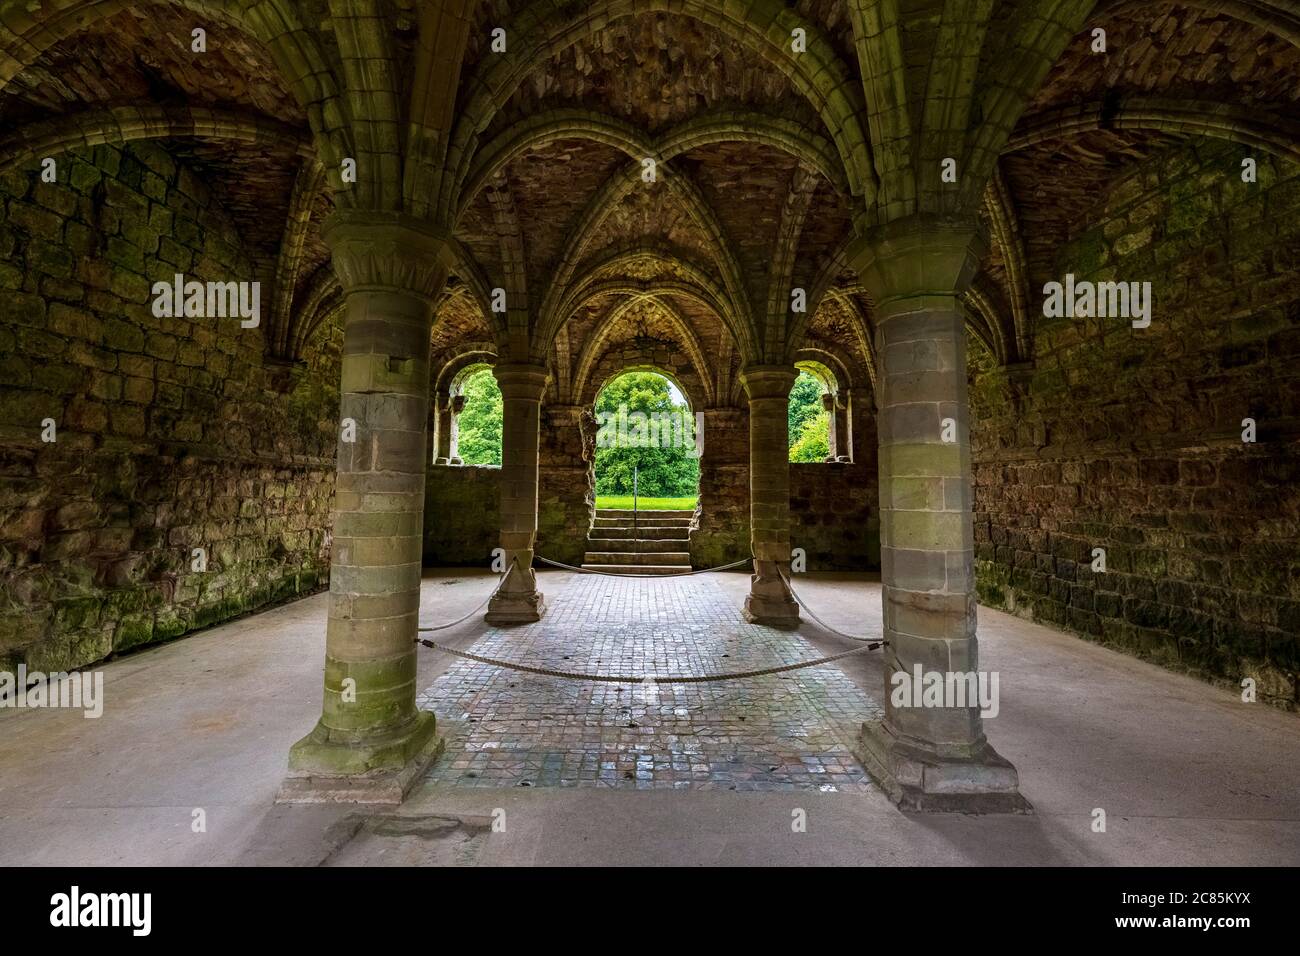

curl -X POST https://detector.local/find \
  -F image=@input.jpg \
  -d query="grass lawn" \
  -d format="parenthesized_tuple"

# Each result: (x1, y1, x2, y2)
(596, 496, 697, 511)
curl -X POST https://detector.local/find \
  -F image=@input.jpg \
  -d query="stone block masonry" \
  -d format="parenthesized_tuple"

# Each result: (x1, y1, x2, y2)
(790, 461, 880, 571)
(422, 464, 500, 566)
(972, 141, 1300, 710)
(0, 142, 340, 674)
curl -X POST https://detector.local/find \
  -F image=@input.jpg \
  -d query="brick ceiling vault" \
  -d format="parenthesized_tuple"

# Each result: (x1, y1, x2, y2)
(0, 0, 1297, 402)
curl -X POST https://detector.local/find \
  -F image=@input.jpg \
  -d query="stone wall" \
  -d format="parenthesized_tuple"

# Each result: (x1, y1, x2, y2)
(791, 388, 880, 571)
(0, 142, 340, 673)
(420, 398, 883, 574)
(422, 464, 500, 565)
(536, 404, 592, 568)
(790, 461, 880, 571)
(691, 408, 749, 568)
(972, 141, 1300, 709)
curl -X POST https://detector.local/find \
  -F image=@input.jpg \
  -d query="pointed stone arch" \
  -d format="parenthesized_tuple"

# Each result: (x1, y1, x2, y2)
(454, 107, 849, 222)
(0, 0, 348, 168)
(570, 292, 716, 409)
(1006, 97, 1300, 165)
(440, 0, 872, 218)
(531, 164, 757, 364)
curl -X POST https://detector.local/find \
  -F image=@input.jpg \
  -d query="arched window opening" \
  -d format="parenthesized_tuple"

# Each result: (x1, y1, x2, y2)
(789, 369, 830, 462)
(592, 369, 699, 510)
(451, 366, 502, 466)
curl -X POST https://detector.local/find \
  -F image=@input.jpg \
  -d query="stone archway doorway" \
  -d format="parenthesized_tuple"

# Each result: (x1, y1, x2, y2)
(582, 368, 700, 574)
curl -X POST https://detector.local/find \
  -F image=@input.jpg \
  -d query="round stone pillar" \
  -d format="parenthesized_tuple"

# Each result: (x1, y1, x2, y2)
(740, 365, 799, 628)
(848, 216, 1028, 812)
(485, 362, 550, 624)
(280, 211, 453, 804)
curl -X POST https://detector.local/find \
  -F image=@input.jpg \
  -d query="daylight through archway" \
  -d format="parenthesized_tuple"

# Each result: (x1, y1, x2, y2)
(582, 369, 700, 575)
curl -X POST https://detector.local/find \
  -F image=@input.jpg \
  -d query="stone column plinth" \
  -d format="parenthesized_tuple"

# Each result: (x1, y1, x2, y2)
(280, 211, 454, 804)
(486, 362, 549, 624)
(847, 216, 1029, 813)
(740, 365, 799, 628)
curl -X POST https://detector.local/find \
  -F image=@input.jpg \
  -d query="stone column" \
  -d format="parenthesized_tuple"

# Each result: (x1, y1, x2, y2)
(847, 216, 1027, 812)
(447, 393, 466, 465)
(821, 392, 839, 461)
(740, 365, 799, 627)
(835, 389, 853, 462)
(280, 211, 454, 804)
(485, 362, 549, 624)
(433, 392, 453, 464)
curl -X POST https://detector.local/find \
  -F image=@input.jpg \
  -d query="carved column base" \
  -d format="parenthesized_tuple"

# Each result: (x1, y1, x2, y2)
(277, 711, 443, 805)
(854, 719, 1031, 814)
(485, 560, 545, 625)
(742, 561, 799, 628)
(485, 591, 546, 625)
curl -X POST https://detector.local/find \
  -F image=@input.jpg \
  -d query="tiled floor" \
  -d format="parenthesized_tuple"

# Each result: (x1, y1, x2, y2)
(418, 573, 883, 792)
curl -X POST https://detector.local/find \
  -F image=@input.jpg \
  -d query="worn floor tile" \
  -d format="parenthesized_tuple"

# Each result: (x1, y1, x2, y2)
(418, 574, 883, 793)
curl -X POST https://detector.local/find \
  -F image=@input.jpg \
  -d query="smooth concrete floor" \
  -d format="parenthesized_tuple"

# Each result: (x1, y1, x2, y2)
(1, 568, 1297, 866)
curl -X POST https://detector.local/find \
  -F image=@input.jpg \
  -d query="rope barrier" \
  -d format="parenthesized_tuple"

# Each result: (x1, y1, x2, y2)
(412, 558, 886, 682)
(415, 558, 514, 632)
(414, 635, 877, 683)
(534, 554, 753, 577)
(779, 567, 887, 648)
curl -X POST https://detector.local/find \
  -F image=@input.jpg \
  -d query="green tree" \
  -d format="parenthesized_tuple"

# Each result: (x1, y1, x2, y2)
(454, 368, 502, 466)
(788, 371, 822, 448)
(593, 371, 699, 497)
(789, 411, 829, 462)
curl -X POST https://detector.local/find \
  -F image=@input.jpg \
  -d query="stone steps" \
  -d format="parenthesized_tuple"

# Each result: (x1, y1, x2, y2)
(592, 527, 690, 541)
(596, 509, 695, 520)
(578, 563, 691, 576)
(583, 551, 691, 566)
(592, 516, 693, 529)
(587, 537, 686, 553)
(583, 508, 695, 575)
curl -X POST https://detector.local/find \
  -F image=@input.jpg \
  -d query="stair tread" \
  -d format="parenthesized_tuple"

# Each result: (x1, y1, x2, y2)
(584, 555, 691, 562)
(580, 564, 692, 574)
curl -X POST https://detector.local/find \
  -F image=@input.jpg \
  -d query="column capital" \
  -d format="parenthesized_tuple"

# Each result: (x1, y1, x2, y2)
(739, 364, 797, 401)
(544, 403, 586, 426)
(492, 362, 550, 401)
(846, 215, 987, 305)
(323, 210, 455, 301)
